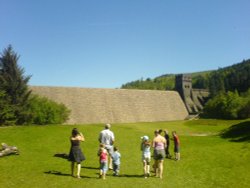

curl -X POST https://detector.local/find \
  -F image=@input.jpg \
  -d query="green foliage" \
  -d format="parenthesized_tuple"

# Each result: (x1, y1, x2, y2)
(121, 71, 212, 90)
(192, 74, 209, 89)
(121, 74, 179, 90)
(208, 59, 250, 96)
(202, 90, 250, 119)
(0, 45, 31, 125)
(238, 89, 250, 119)
(208, 71, 226, 97)
(0, 90, 15, 125)
(0, 46, 71, 126)
(27, 95, 71, 125)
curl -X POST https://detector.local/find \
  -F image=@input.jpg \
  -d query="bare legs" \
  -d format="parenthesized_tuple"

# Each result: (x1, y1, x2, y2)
(108, 155, 113, 169)
(158, 160, 164, 179)
(71, 162, 81, 178)
(99, 169, 106, 179)
(154, 160, 164, 179)
(143, 161, 150, 178)
(175, 152, 180, 161)
(77, 164, 81, 178)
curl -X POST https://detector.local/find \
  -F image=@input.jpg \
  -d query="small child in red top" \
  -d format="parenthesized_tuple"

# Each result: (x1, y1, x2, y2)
(97, 144, 108, 179)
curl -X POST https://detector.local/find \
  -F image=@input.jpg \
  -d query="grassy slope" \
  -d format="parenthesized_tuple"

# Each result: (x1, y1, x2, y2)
(0, 120, 249, 188)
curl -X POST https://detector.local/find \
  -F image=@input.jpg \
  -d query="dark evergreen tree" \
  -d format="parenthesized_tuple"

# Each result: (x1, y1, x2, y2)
(0, 45, 32, 125)
(0, 90, 15, 125)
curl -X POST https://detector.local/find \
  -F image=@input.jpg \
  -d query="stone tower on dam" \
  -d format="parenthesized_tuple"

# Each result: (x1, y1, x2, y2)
(175, 74, 210, 115)
(30, 86, 189, 124)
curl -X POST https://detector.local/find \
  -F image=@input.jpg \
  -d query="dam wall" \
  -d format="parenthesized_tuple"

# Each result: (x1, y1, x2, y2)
(30, 86, 188, 124)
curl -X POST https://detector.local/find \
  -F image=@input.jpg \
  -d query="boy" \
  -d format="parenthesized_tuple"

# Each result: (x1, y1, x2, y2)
(172, 131, 180, 161)
(111, 146, 121, 176)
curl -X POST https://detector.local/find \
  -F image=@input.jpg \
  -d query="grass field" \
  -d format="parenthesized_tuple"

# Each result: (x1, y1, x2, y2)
(0, 119, 250, 188)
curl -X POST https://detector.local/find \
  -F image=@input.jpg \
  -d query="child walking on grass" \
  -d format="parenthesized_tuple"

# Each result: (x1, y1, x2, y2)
(111, 146, 121, 176)
(141, 135, 151, 178)
(97, 144, 108, 179)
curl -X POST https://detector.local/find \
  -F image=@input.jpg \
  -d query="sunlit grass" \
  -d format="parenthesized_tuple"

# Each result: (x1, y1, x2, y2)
(0, 119, 249, 188)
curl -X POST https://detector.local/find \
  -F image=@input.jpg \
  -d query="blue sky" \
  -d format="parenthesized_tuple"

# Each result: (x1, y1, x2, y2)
(1, 0, 250, 88)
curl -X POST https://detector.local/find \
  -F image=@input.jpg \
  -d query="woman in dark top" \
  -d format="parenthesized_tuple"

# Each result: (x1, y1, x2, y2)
(68, 128, 85, 178)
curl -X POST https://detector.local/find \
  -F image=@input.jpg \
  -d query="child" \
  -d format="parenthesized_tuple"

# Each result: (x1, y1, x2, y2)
(172, 131, 180, 161)
(111, 146, 121, 176)
(97, 144, 108, 179)
(164, 130, 171, 158)
(141, 135, 151, 178)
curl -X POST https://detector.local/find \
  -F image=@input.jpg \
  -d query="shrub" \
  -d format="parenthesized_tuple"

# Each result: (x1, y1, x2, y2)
(27, 95, 71, 125)
(202, 91, 247, 119)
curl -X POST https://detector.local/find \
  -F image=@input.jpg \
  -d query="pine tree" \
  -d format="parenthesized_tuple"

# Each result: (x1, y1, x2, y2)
(0, 45, 31, 125)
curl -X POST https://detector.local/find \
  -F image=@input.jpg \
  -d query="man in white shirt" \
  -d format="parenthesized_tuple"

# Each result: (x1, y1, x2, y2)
(98, 123, 115, 169)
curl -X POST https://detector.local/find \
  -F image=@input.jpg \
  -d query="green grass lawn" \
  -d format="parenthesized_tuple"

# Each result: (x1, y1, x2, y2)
(0, 119, 249, 188)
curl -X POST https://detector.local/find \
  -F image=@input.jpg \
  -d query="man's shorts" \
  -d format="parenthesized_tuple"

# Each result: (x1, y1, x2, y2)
(105, 145, 114, 155)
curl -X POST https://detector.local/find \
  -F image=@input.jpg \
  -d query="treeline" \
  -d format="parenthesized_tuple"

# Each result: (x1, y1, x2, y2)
(0, 46, 70, 126)
(121, 59, 250, 96)
(121, 72, 211, 91)
(121, 74, 176, 90)
(208, 59, 250, 96)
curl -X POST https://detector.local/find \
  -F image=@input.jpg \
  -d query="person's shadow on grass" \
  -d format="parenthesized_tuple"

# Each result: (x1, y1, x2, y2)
(44, 170, 91, 178)
(118, 174, 144, 178)
(81, 166, 99, 170)
(53, 153, 69, 159)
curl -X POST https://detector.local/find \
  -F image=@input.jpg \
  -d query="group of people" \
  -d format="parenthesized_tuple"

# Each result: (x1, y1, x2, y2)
(68, 124, 120, 179)
(141, 129, 180, 179)
(67, 124, 180, 180)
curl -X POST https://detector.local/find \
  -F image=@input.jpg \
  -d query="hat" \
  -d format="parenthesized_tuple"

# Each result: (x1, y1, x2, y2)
(141, 135, 149, 141)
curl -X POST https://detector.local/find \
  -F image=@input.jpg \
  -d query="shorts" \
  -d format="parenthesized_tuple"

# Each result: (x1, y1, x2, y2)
(174, 146, 180, 153)
(100, 161, 108, 173)
(105, 145, 114, 155)
(153, 149, 165, 160)
(142, 153, 151, 164)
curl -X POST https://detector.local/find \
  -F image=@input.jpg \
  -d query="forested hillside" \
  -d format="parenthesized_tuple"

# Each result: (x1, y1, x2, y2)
(121, 59, 250, 95)
(209, 59, 250, 96)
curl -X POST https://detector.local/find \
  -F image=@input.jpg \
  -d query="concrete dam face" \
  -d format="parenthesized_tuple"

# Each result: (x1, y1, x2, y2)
(30, 86, 188, 124)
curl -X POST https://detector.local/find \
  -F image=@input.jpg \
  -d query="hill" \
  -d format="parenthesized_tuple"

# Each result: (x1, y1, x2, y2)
(121, 59, 250, 94)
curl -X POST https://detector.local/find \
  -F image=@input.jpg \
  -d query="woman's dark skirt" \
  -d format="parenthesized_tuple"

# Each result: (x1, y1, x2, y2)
(68, 146, 85, 163)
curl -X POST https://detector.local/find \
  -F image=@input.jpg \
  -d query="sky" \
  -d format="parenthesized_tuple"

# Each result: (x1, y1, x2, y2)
(1, 0, 250, 89)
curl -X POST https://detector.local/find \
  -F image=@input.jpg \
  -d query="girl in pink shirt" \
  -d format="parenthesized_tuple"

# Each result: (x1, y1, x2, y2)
(98, 144, 108, 179)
